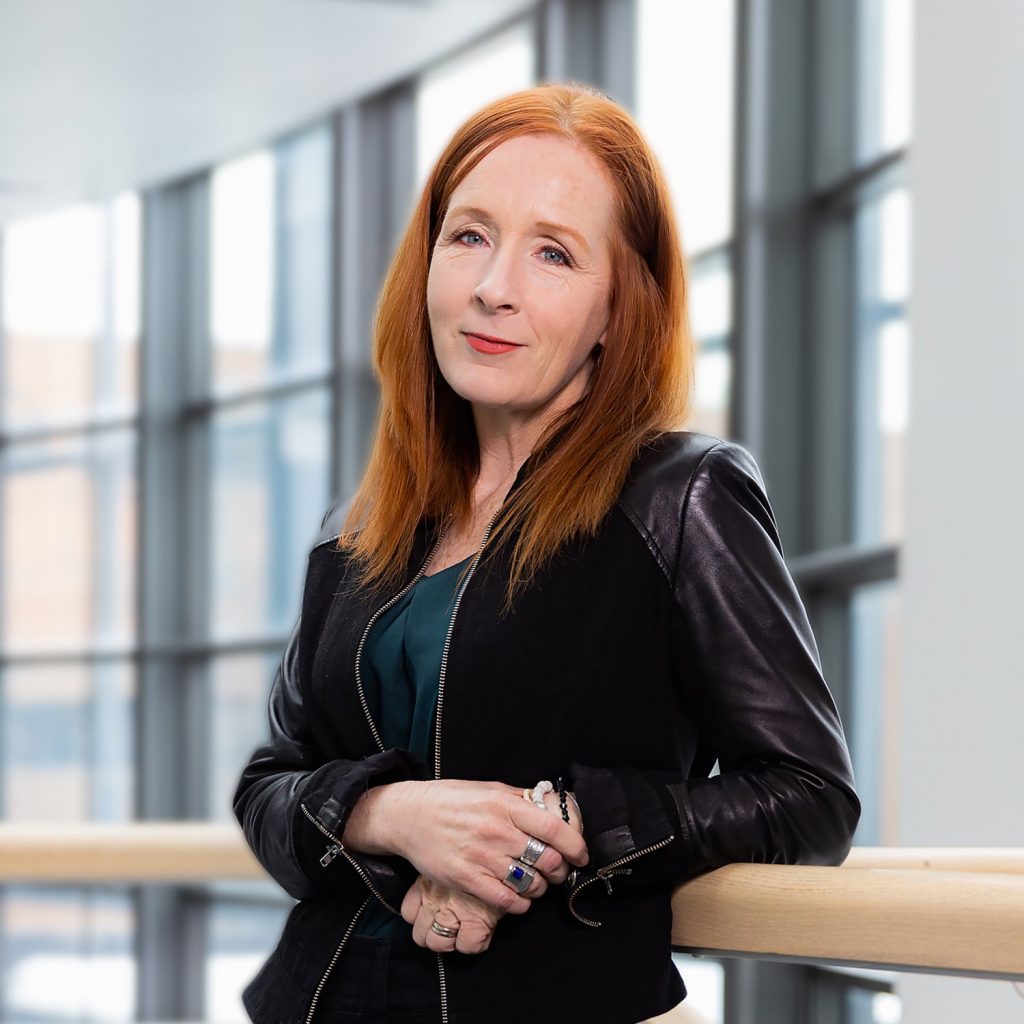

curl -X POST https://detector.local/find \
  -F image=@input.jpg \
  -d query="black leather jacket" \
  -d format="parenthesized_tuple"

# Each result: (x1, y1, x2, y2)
(233, 431, 861, 1024)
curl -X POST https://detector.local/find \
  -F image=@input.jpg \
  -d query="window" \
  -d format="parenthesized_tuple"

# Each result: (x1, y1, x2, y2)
(0, 194, 141, 1021)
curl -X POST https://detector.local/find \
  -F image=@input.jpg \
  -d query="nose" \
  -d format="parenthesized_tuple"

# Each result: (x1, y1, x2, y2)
(471, 245, 519, 312)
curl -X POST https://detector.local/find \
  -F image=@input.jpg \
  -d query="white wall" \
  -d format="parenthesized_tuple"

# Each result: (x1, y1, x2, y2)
(900, 0, 1024, 1018)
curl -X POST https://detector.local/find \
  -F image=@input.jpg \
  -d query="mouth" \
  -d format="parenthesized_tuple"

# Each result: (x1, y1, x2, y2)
(463, 332, 523, 355)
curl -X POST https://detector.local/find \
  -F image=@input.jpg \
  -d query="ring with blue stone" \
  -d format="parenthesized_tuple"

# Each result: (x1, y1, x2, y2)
(502, 859, 535, 894)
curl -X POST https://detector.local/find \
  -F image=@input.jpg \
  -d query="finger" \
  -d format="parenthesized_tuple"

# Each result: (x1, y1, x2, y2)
(509, 796, 589, 866)
(412, 902, 457, 953)
(494, 855, 548, 900)
(401, 881, 424, 925)
(507, 835, 570, 886)
(454, 917, 495, 955)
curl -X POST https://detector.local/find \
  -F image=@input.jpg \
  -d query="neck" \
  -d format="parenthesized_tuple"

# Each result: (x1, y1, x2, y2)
(469, 360, 591, 494)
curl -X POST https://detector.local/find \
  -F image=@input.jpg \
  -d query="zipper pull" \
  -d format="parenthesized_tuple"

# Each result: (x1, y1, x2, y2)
(320, 843, 343, 867)
(599, 867, 633, 894)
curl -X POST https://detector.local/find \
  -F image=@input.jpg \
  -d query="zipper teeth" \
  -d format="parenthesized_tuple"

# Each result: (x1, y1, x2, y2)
(432, 503, 504, 1024)
(597, 833, 675, 874)
(567, 835, 676, 927)
(437, 951, 449, 1021)
(299, 802, 400, 914)
(353, 520, 452, 752)
(567, 876, 604, 927)
(305, 895, 371, 1024)
(432, 504, 503, 781)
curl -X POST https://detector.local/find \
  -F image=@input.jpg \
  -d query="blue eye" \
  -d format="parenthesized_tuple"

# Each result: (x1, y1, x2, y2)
(541, 245, 572, 266)
(447, 229, 574, 268)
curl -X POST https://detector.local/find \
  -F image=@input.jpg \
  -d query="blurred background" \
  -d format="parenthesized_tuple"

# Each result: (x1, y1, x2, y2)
(0, 0, 1021, 1021)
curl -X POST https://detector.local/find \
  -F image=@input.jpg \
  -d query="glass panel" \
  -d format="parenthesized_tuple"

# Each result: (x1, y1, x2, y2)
(636, 0, 736, 255)
(673, 955, 725, 1022)
(1, 429, 136, 652)
(1, 195, 140, 426)
(208, 387, 330, 639)
(849, 581, 902, 847)
(688, 257, 732, 438)
(858, 0, 914, 165)
(2, 661, 134, 821)
(0, 886, 134, 1022)
(207, 650, 281, 821)
(416, 20, 536, 188)
(205, 901, 291, 1024)
(209, 123, 332, 393)
(854, 187, 910, 545)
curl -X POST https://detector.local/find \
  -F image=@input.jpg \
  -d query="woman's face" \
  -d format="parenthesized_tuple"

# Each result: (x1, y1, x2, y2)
(427, 133, 616, 429)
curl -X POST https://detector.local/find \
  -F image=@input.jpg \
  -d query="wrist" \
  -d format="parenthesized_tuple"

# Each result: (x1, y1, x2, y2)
(343, 779, 417, 856)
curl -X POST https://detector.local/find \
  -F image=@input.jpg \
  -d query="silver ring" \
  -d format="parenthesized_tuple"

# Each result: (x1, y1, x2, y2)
(430, 919, 459, 939)
(502, 860, 535, 894)
(519, 835, 546, 866)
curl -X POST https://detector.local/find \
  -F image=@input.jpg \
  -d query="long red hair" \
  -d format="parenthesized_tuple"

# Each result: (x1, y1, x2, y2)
(340, 82, 694, 612)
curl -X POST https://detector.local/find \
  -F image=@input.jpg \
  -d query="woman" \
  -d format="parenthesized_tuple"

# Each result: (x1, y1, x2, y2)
(233, 82, 860, 1024)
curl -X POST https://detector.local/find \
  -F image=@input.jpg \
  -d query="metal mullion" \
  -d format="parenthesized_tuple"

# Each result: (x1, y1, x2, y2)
(810, 149, 908, 219)
(788, 542, 898, 593)
(137, 172, 212, 1021)
(0, 633, 295, 667)
(0, 412, 140, 445)
(330, 109, 344, 503)
(180, 883, 291, 910)
(181, 368, 333, 419)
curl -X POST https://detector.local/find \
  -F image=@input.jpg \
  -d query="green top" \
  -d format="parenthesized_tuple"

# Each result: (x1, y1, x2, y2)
(353, 553, 474, 939)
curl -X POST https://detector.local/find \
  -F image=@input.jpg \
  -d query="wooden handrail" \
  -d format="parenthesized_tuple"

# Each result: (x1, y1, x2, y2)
(1, 825, 1021, 980)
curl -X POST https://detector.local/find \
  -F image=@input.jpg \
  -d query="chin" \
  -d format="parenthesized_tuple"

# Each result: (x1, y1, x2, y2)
(440, 368, 520, 409)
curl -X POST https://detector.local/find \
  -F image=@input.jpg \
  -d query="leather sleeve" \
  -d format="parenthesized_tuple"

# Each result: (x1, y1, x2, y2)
(231, 503, 428, 907)
(569, 441, 861, 895)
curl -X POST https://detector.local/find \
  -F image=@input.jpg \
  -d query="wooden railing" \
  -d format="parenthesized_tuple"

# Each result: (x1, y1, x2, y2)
(1, 824, 1021, 982)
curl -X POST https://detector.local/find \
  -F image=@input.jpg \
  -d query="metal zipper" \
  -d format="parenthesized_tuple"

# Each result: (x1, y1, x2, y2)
(299, 802, 400, 914)
(567, 834, 676, 927)
(353, 519, 453, 752)
(432, 502, 506, 1024)
(305, 895, 371, 1024)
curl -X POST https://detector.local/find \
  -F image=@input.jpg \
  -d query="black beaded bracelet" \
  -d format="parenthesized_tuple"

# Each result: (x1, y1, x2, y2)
(556, 775, 570, 825)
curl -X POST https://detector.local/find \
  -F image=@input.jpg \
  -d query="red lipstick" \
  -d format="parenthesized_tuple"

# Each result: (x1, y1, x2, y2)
(464, 332, 522, 354)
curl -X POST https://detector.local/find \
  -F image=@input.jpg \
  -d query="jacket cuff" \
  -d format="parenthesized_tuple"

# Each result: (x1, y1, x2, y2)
(568, 761, 678, 874)
(294, 747, 430, 892)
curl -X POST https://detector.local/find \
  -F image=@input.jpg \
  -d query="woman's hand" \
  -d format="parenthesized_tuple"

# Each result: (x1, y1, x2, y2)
(384, 779, 589, 916)
(401, 874, 503, 954)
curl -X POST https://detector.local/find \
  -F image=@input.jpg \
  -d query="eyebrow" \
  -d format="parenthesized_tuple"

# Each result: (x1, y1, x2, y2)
(443, 205, 591, 254)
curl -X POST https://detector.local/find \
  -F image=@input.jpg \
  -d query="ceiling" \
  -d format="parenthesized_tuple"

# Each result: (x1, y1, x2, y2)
(0, 0, 537, 226)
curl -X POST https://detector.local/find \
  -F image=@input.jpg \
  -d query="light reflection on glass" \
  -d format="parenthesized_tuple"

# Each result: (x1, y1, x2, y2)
(210, 151, 275, 386)
(636, 0, 736, 255)
(1, 430, 136, 651)
(855, 186, 911, 544)
(858, 0, 914, 162)
(415, 20, 535, 189)
(0, 887, 135, 1022)
(1, 196, 140, 424)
